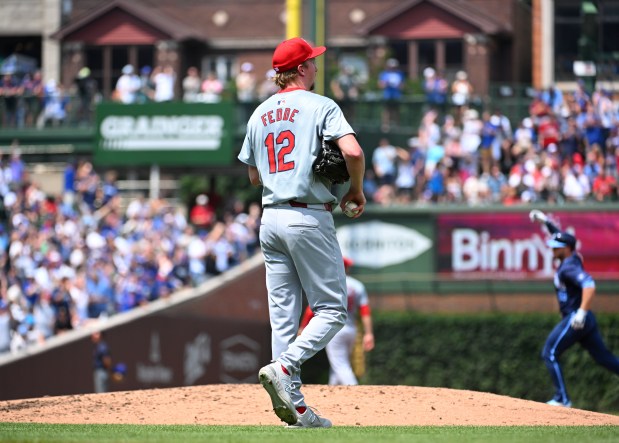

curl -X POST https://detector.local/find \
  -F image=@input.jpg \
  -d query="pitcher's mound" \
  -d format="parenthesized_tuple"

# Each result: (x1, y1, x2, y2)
(1, 385, 618, 426)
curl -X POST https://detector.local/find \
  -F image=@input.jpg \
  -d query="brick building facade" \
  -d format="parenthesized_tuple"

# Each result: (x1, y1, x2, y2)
(46, 0, 531, 98)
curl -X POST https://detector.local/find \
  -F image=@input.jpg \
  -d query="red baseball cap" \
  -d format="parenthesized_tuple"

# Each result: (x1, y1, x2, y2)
(343, 257, 354, 269)
(272, 37, 326, 73)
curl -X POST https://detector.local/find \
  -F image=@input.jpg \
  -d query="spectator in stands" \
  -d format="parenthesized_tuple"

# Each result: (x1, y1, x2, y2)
(37, 79, 68, 128)
(204, 221, 235, 276)
(541, 85, 564, 116)
(418, 109, 442, 152)
(0, 73, 21, 128)
(137, 65, 155, 104)
(424, 162, 447, 203)
(201, 71, 224, 103)
(114, 64, 141, 104)
(444, 165, 464, 203)
(236, 62, 257, 102)
(85, 263, 114, 319)
(236, 61, 257, 123)
(152, 65, 176, 103)
(101, 170, 119, 207)
(189, 194, 215, 231)
(378, 58, 405, 132)
(479, 111, 498, 175)
(74, 67, 97, 126)
(52, 276, 74, 334)
(75, 160, 99, 212)
(32, 289, 55, 341)
(559, 117, 585, 163)
(330, 65, 361, 118)
(513, 117, 535, 157)
(594, 89, 615, 155)
(9, 145, 26, 186)
(450, 71, 473, 120)
(182, 66, 202, 103)
(422, 67, 448, 115)
(21, 70, 43, 128)
(592, 167, 617, 201)
(460, 108, 482, 164)
(372, 138, 408, 188)
(442, 115, 463, 160)
(491, 109, 512, 166)
(482, 163, 508, 203)
(562, 163, 590, 202)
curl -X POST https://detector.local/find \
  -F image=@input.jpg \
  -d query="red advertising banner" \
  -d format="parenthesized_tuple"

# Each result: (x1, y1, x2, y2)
(437, 212, 619, 279)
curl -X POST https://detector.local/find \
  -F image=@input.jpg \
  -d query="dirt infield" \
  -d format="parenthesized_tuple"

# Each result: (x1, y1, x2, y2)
(1, 384, 618, 426)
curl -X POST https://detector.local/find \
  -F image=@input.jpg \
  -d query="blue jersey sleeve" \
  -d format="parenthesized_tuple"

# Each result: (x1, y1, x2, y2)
(560, 259, 595, 290)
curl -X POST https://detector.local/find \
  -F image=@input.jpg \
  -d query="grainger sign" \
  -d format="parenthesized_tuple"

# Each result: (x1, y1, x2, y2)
(95, 102, 235, 166)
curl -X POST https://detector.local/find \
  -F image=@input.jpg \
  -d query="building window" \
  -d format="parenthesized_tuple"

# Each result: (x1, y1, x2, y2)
(445, 40, 463, 77)
(201, 56, 233, 84)
(554, 0, 619, 81)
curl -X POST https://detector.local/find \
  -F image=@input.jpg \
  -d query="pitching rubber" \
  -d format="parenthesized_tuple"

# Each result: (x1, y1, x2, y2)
(258, 366, 297, 425)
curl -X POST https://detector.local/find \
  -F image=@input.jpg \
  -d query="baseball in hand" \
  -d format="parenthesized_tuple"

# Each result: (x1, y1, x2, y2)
(343, 201, 358, 218)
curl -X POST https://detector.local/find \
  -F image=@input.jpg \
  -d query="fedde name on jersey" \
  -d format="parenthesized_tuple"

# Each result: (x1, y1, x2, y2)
(260, 107, 299, 126)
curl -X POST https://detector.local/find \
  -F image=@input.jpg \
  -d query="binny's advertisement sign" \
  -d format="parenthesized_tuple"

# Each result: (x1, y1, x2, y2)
(337, 221, 432, 269)
(452, 228, 554, 275)
(438, 212, 619, 278)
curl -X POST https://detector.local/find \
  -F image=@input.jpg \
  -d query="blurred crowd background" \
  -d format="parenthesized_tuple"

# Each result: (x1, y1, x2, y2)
(0, 55, 618, 356)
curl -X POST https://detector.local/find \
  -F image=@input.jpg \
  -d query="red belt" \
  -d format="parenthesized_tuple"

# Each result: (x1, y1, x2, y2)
(289, 200, 333, 212)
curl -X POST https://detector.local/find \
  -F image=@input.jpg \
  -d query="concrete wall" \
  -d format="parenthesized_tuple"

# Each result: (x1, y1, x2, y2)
(0, 254, 271, 401)
(0, 0, 61, 84)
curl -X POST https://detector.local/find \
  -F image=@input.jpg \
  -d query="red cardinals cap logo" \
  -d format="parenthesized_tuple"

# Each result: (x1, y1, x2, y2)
(272, 37, 326, 72)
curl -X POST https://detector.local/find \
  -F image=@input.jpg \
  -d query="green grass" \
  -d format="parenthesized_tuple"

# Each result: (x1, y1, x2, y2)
(0, 424, 618, 443)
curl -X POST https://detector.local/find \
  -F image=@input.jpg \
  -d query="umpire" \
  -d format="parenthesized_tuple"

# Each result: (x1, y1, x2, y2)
(530, 210, 619, 407)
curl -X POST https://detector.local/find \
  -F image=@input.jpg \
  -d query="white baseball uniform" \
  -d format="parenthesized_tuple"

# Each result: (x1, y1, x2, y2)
(325, 275, 369, 385)
(238, 87, 354, 408)
(302, 274, 370, 385)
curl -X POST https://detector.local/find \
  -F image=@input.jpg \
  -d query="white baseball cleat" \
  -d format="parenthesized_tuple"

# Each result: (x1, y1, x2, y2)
(258, 362, 297, 425)
(286, 407, 332, 429)
(546, 399, 572, 408)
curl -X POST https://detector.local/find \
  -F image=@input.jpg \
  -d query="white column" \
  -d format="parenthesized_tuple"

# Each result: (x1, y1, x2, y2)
(541, 0, 554, 88)
(42, 0, 62, 83)
(149, 164, 160, 200)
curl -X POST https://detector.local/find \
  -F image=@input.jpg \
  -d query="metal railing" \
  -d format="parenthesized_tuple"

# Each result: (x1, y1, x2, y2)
(0, 87, 537, 133)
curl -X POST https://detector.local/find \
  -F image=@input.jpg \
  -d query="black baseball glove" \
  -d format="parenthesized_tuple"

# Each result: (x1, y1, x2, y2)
(312, 139, 350, 184)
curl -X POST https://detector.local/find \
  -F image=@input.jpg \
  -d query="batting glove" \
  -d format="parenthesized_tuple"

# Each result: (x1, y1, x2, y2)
(570, 309, 587, 330)
(529, 209, 547, 224)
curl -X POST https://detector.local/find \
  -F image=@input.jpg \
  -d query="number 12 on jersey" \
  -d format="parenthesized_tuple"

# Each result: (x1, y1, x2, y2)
(265, 130, 295, 174)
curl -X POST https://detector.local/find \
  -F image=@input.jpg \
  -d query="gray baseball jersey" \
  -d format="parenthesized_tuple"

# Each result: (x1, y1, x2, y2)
(238, 89, 354, 205)
(238, 88, 354, 409)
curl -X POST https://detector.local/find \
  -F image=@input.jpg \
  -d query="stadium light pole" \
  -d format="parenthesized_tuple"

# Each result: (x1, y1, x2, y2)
(312, 0, 326, 96)
(286, 0, 302, 39)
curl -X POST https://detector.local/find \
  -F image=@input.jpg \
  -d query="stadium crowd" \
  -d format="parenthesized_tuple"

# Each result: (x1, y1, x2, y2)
(0, 155, 261, 355)
(1, 60, 618, 355)
(366, 80, 618, 206)
(0, 62, 278, 128)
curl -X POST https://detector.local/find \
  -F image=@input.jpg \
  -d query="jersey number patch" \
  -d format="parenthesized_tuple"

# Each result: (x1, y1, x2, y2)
(265, 130, 295, 174)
